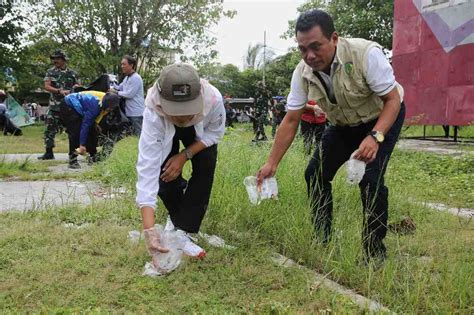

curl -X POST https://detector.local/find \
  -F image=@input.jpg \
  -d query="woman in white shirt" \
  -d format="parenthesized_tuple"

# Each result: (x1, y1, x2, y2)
(136, 64, 226, 264)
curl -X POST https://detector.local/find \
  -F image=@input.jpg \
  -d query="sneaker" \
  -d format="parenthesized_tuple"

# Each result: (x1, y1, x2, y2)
(176, 229, 206, 259)
(164, 216, 175, 231)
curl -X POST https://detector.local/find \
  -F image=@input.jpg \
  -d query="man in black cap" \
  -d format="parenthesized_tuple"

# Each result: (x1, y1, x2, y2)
(38, 49, 80, 160)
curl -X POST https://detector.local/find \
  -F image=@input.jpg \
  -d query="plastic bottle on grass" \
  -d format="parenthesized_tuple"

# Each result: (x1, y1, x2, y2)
(346, 150, 366, 185)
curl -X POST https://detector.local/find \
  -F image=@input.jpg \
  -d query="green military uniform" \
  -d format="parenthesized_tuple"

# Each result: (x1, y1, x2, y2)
(42, 66, 79, 150)
(253, 82, 270, 142)
(271, 100, 286, 137)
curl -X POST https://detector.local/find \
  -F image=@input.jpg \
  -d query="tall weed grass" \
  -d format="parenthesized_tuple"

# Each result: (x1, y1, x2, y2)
(87, 128, 473, 312)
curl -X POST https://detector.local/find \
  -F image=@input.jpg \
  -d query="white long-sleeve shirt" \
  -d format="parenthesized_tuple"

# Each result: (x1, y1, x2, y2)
(113, 72, 145, 117)
(135, 80, 226, 210)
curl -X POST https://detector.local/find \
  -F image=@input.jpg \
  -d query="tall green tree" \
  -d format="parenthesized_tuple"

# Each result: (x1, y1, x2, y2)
(27, 0, 234, 86)
(0, 0, 24, 87)
(284, 0, 394, 49)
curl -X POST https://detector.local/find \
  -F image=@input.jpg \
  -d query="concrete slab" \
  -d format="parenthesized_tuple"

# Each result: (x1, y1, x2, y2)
(0, 153, 85, 162)
(0, 180, 100, 212)
(397, 139, 474, 156)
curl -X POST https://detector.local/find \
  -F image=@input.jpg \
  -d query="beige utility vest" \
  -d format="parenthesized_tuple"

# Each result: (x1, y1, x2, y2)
(296, 37, 404, 126)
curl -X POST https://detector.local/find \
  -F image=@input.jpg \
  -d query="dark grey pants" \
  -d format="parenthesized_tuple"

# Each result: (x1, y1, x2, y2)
(158, 125, 218, 233)
(127, 116, 143, 137)
(304, 103, 406, 258)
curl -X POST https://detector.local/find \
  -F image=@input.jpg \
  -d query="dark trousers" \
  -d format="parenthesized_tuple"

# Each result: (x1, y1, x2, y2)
(304, 103, 406, 257)
(59, 102, 98, 157)
(158, 125, 218, 233)
(301, 120, 326, 155)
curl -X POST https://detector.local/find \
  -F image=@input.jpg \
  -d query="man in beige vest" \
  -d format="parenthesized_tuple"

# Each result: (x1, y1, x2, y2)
(257, 9, 405, 266)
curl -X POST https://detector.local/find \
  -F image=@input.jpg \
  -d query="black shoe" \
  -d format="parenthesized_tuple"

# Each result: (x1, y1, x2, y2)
(37, 150, 55, 160)
(87, 155, 99, 165)
(68, 161, 81, 169)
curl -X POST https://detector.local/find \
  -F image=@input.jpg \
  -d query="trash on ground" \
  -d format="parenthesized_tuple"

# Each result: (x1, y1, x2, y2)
(244, 176, 278, 205)
(346, 151, 366, 185)
(140, 225, 184, 277)
(128, 230, 142, 243)
(63, 222, 90, 229)
(199, 232, 237, 250)
(388, 215, 416, 235)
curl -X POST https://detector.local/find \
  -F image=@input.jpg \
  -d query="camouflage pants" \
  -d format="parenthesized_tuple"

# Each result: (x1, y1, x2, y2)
(43, 110, 62, 149)
(255, 114, 267, 140)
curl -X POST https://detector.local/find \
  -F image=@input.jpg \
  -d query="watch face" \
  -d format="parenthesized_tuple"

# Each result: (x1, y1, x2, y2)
(375, 132, 384, 143)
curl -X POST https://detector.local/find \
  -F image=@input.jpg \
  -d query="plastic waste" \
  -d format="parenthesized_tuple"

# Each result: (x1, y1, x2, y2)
(346, 150, 366, 185)
(152, 230, 184, 274)
(243, 176, 278, 205)
(198, 232, 237, 250)
(127, 230, 141, 244)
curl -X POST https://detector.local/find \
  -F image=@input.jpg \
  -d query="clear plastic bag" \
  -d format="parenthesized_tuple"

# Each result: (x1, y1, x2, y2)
(152, 230, 184, 274)
(346, 150, 366, 185)
(243, 176, 278, 205)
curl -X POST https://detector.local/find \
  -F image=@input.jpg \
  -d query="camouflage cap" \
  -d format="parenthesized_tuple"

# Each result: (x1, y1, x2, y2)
(50, 49, 68, 61)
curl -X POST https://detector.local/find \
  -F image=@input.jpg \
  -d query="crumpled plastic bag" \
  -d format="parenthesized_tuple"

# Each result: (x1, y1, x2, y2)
(198, 232, 237, 250)
(346, 151, 366, 185)
(243, 176, 278, 205)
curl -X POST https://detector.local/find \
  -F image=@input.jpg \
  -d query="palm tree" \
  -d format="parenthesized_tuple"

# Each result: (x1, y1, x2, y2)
(243, 43, 275, 69)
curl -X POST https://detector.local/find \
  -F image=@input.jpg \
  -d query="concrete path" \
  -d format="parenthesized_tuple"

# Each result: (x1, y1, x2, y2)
(0, 180, 100, 212)
(397, 139, 474, 156)
(0, 153, 85, 162)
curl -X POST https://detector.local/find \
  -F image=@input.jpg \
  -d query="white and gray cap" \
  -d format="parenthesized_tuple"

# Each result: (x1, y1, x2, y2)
(158, 63, 204, 116)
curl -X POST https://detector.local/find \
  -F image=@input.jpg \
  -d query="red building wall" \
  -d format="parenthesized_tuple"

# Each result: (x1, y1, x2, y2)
(392, 0, 474, 125)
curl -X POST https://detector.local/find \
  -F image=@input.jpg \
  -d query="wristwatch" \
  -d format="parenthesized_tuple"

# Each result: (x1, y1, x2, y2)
(369, 130, 385, 144)
(182, 147, 194, 160)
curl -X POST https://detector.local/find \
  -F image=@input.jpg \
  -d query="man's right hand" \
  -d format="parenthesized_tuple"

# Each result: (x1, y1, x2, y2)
(256, 162, 277, 186)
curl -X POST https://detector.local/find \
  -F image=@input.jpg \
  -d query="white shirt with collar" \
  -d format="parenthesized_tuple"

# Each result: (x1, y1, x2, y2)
(287, 47, 399, 110)
(135, 79, 226, 210)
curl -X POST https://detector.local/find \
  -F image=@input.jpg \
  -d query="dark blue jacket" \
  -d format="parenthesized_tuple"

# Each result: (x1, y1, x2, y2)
(64, 91, 105, 145)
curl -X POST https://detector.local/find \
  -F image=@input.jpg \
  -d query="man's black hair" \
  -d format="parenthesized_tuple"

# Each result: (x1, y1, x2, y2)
(295, 9, 335, 39)
(122, 55, 137, 69)
(0, 94, 6, 103)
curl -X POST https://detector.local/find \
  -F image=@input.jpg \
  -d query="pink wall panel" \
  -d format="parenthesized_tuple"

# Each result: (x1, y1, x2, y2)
(393, 0, 474, 126)
(448, 45, 474, 87)
(447, 86, 474, 125)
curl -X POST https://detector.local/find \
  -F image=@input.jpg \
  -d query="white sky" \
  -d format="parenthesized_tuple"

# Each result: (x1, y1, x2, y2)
(210, 0, 306, 69)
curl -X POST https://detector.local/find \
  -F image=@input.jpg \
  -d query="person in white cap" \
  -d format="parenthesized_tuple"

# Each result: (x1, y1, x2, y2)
(136, 63, 226, 262)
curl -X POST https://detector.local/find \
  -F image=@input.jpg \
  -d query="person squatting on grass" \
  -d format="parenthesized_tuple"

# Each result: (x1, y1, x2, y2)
(136, 64, 226, 263)
(257, 9, 406, 265)
(60, 91, 120, 169)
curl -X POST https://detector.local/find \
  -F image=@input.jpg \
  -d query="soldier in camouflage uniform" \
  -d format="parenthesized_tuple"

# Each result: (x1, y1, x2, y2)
(271, 99, 287, 138)
(253, 81, 271, 142)
(38, 49, 79, 160)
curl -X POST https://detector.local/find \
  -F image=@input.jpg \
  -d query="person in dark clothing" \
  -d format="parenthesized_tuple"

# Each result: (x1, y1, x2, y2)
(257, 9, 405, 267)
(300, 99, 326, 155)
(60, 91, 119, 168)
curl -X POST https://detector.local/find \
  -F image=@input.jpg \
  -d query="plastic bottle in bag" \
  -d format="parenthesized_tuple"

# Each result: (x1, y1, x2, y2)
(243, 176, 278, 205)
(152, 231, 184, 274)
(346, 151, 366, 185)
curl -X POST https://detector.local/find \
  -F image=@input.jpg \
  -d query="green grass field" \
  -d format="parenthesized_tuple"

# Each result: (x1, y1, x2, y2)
(1, 125, 473, 313)
(1, 124, 69, 154)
